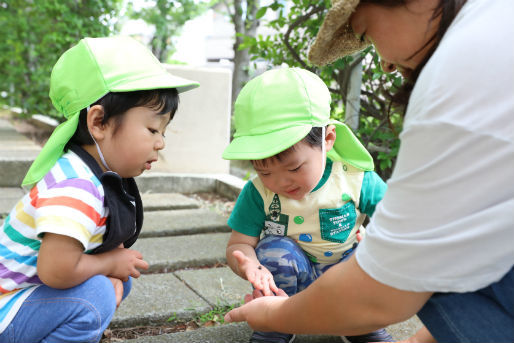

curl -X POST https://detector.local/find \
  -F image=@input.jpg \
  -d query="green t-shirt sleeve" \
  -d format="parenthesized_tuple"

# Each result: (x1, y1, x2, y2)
(227, 181, 265, 237)
(359, 171, 387, 217)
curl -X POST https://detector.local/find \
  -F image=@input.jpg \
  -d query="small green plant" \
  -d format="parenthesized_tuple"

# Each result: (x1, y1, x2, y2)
(194, 303, 238, 326)
(166, 312, 177, 322)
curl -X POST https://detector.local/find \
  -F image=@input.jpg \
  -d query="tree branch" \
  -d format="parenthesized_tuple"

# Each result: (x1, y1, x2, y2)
(282, 4, 325, 70)
(367, 143, 392, 154)
(221, 0, 235, 22)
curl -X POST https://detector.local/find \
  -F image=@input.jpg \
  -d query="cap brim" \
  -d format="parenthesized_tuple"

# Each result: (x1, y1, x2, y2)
(110, 72, 199, 94)
(22, 112, 80, 186)
(308, 0, 370, 66)
(223, 125, 312, 160)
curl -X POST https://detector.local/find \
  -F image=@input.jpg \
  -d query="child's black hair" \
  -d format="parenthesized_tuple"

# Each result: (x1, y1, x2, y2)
(252, 126, 325, 168)
(66, 88, 179, 148)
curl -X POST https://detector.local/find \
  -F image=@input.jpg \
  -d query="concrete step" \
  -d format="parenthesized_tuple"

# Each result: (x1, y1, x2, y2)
(112, 272, 210, 328)
(119, 322, 346, 343)
(141, 192, 200, 211)
(0, 125, 41, 147)
(174, 267, 251, 307)
(111, 267, 251, 328)
(0, 190, 201, 217)
(133, 232, 230, 273)
(136, 318, 421, 343)
(0, 119, 41, 187)
(0, 187, 26, 217)
(117, 314, 423, 343)
(141, 208, 229, 238)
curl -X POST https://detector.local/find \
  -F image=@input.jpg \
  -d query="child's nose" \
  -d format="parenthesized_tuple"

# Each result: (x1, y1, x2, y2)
(278, 175, 293, 188)
(155, 135, 165, 150)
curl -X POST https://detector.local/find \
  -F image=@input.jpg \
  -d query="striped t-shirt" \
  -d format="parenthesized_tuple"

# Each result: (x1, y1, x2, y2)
(0, 150, 107, 333)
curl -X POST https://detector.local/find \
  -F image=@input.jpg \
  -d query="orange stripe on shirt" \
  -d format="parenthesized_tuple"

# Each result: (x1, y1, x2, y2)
(29, 185, 38, 200)
(34, 196, 102, 225)
(0, 285, 15, 294)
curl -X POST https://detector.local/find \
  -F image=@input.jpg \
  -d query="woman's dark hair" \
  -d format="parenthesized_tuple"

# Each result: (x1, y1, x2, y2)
(66, 88, 179, 148)
(361, 0, 467, 110)
(252, 126, 325, 168)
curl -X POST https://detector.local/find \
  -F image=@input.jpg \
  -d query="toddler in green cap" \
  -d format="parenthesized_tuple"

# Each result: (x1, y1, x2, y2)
(223, 68, 392, 343)
(0, 36, 198, 342)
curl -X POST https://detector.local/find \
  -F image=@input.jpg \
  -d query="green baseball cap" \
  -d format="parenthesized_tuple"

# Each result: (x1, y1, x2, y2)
(22, 36, 199, 187)
(222, 68, 374, 171)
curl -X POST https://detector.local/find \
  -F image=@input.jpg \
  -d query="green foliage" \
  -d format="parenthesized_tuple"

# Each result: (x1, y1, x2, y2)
(0, 0, 122, 120)
(240, 1, 404, 178)
(193, 304, 234, 325)
(167, 312, 178, 322)
(128, 0, 213, 63)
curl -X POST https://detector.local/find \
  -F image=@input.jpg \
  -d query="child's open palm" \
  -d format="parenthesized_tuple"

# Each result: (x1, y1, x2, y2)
(232, 250, 279, 296)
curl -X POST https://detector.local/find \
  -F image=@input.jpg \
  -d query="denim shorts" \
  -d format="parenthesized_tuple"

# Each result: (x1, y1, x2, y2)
(418, 265, 514, 343)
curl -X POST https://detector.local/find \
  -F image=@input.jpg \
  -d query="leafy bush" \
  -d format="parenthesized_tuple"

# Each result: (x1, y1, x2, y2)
(0, 0, 122, 120)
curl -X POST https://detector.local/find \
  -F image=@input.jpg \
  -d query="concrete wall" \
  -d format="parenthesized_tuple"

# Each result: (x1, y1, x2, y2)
(158, 65, 232, 174)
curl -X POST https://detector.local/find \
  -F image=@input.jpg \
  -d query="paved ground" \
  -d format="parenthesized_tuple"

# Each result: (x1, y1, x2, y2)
(0, 117, 422, 342)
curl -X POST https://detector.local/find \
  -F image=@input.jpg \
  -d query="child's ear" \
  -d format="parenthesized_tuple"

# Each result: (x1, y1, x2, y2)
(325, 125, 337, 152)
(86, 105, 107, 141)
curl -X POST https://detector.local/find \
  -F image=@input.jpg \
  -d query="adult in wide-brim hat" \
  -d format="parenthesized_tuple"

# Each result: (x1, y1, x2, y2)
(222, 1, 514, 343)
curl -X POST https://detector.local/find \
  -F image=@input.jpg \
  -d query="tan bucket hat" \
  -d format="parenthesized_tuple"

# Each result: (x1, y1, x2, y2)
(308, 0, 371, 66)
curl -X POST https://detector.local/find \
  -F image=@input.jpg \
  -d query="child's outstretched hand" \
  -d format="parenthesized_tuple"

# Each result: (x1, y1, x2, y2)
(232, 250, 279, 296)
(106, 247, 149, 281)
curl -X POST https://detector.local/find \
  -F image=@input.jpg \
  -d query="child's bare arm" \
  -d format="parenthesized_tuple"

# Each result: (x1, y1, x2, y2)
(226, 230, 279, 295)
(37, 233, 148, 289)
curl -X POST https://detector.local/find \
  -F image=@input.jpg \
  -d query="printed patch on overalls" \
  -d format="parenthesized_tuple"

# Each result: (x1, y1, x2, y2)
(319, 201, 356, 243)
(263, 194, 289, 236)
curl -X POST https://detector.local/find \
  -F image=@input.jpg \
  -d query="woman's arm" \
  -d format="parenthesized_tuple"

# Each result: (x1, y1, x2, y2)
(225, 254, 432, 336)
(37, 233, 148, 289)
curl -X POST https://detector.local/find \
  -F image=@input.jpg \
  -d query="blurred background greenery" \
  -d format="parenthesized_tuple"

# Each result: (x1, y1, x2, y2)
(0, 0, 402, 178)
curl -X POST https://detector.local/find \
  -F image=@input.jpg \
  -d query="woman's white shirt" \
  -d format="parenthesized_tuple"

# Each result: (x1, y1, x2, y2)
(356, 0, 514, 292)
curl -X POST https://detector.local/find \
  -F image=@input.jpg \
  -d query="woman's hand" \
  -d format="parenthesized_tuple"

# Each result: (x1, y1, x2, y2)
(232, 250, 279, 296)
(224, 287, 289, 330)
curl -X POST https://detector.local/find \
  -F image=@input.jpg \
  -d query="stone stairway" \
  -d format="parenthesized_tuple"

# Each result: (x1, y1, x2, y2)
(0, 117, 423, 342)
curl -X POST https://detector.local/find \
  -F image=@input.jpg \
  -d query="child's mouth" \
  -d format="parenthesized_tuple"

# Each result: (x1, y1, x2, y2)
(286, 187, 299, 195)
(145, 162, 152, 170)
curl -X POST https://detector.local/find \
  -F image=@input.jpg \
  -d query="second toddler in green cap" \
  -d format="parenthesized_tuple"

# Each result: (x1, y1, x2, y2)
(223, 68, 393, 343)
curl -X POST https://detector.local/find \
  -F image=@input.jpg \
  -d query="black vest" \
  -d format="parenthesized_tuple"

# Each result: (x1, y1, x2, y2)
(69, 145, 143, 254)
